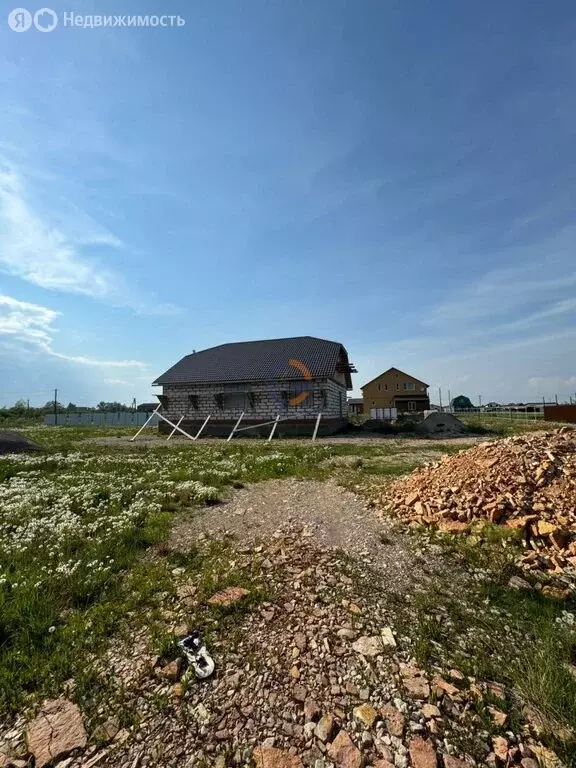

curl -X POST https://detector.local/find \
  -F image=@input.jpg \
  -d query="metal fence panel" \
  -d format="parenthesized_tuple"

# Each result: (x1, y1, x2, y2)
(44, 411, 159, 427)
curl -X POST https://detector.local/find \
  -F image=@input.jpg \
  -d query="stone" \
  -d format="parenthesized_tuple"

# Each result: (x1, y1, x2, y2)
(443, 757, 467, 768)
(295, 632, 307, 651)
(520, 760, 539, 768)
(487, 706, 507, 726)
(536, 521, 558, 537)
(421, 704, 441, 719)
(327, 730, 363, 768)
(207, 586, 250, 607)
(408, 737, 437, 768)
(373, 762, 395, 768)
(352, 636, 383, 657)
(402, 675, 430, 699)
(159, 659, 181, 682)
(380, 706, 405, 738)
(293, 685, 307, 703)
(432, 676, 459, 697)
(26, 699, 87, 768)
(304, 699, 321, 722)
(314, 714, 335, 743)
(290, 665, 301, 680)
(380, 627, 397, 648)
(492, 736, 508, 762)
(529, 745, 562, 768)
(254, 747, 304, 768)
(352, 704, 378, 728)
(508, 575, 532, 590)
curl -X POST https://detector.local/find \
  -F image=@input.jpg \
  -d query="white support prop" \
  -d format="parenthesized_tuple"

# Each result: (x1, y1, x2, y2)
(267, 415, 281, 442)
(156, 411, 196, 442)
(235, 418, 280, 432)
(193, 414, 211, 440)
(167, 416, 184, 440)
(226, 411, 245, 442)
(129, 405, 161, 441)
(312, 412, 322, 442)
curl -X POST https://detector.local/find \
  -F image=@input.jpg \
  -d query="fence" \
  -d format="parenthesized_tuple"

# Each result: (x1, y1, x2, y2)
(44, 411, 159, 427)
(369, 408, 398, 420)
(450, 409, 544, 420)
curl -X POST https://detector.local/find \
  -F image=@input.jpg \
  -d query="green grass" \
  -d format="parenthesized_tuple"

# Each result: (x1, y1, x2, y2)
(459, 414, 566, 437)
(2, 422, 574, 765)
(391, 527, 576, 765)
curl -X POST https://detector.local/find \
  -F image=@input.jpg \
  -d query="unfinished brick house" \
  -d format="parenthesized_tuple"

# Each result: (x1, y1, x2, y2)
(152, 336, 356, 436)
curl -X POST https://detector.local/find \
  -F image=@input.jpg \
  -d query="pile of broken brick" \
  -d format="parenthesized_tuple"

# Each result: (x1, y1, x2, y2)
(372, 428, 576, 584)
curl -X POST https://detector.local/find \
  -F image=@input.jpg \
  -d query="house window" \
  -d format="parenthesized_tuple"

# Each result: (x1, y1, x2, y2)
(384, 383, 388, 391)
(407, 401, 416, 410)
(214, 394, 224, 410)
(188, 394, 199, 410)
(403, 382, 415, 391)
(396, 384, 400, 390)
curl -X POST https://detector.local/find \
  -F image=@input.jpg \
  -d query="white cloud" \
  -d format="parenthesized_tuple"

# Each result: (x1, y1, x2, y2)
(0, 159, 180, 316)
(0, 294, 147, 370)
(104, 378, 130, 385)
(0, 164, 117, 297)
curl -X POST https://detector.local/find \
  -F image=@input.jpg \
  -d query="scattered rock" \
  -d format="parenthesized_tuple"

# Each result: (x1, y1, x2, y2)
(492, 736, 508, 763)
(254, 746, 304, 768)
(304, 700, 321, 722)
(26, 699, 87, 768)
(314, 714, 336, 743)
(207, 586, 250, 607)
(380, 627, 397, 648)
(408, 737, 437, 768)
(352, 704, 378, 729)
(159, 659, 182, 682)
(327, 730, 363, 768)
(487, 706, 507, 727)
(508, 575, 532, 590)
(443, 757, 467, 768)
(421, 704, 441, 719)
(380, 705, 405, 737)
(352, 636, 383, 657)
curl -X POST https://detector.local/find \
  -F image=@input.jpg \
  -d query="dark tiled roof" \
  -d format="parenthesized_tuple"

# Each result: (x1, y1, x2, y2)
(153, 336, 354, 388)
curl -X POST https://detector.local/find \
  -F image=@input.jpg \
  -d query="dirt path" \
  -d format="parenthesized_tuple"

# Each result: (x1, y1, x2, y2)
(169, 478, 438, 593)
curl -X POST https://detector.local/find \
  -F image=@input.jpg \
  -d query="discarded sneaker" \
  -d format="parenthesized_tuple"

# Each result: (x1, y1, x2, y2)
(178, 631, 215, 680)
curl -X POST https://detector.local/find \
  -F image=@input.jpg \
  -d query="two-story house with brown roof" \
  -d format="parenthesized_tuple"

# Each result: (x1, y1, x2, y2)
(361, 367, 429, 414)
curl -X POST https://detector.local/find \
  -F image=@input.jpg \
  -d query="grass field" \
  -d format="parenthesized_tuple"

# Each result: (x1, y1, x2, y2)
(1, 421, 575, 764)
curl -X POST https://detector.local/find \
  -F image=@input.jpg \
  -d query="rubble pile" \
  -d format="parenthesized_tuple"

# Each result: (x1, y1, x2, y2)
(376, 428, 576, 578)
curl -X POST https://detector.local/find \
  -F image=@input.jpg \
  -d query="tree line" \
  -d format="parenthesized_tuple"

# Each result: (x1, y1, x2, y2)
(0, 400, 138, 425)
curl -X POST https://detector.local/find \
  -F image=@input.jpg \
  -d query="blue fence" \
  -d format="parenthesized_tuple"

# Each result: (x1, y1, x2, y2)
(44, 411, 159, 427)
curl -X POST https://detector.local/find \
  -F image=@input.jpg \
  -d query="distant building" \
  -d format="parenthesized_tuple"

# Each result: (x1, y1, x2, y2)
(361, 367, 430, 414)
(348, 398, 363, 416)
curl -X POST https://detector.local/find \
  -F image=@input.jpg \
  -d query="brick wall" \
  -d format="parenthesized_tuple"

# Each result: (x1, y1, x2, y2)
(161, 378, 347, 421)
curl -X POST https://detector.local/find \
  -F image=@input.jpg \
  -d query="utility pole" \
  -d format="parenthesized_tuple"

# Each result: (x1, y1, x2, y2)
(478, 394, 482, 408)
(26, 398, 29, 413)
(54, 388, 58, 426)
(555, 393, 558, 405)
(438, 387, 443, 411)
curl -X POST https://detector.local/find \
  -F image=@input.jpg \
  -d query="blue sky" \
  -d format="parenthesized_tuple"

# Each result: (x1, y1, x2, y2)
(1, 0, 575, 407)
